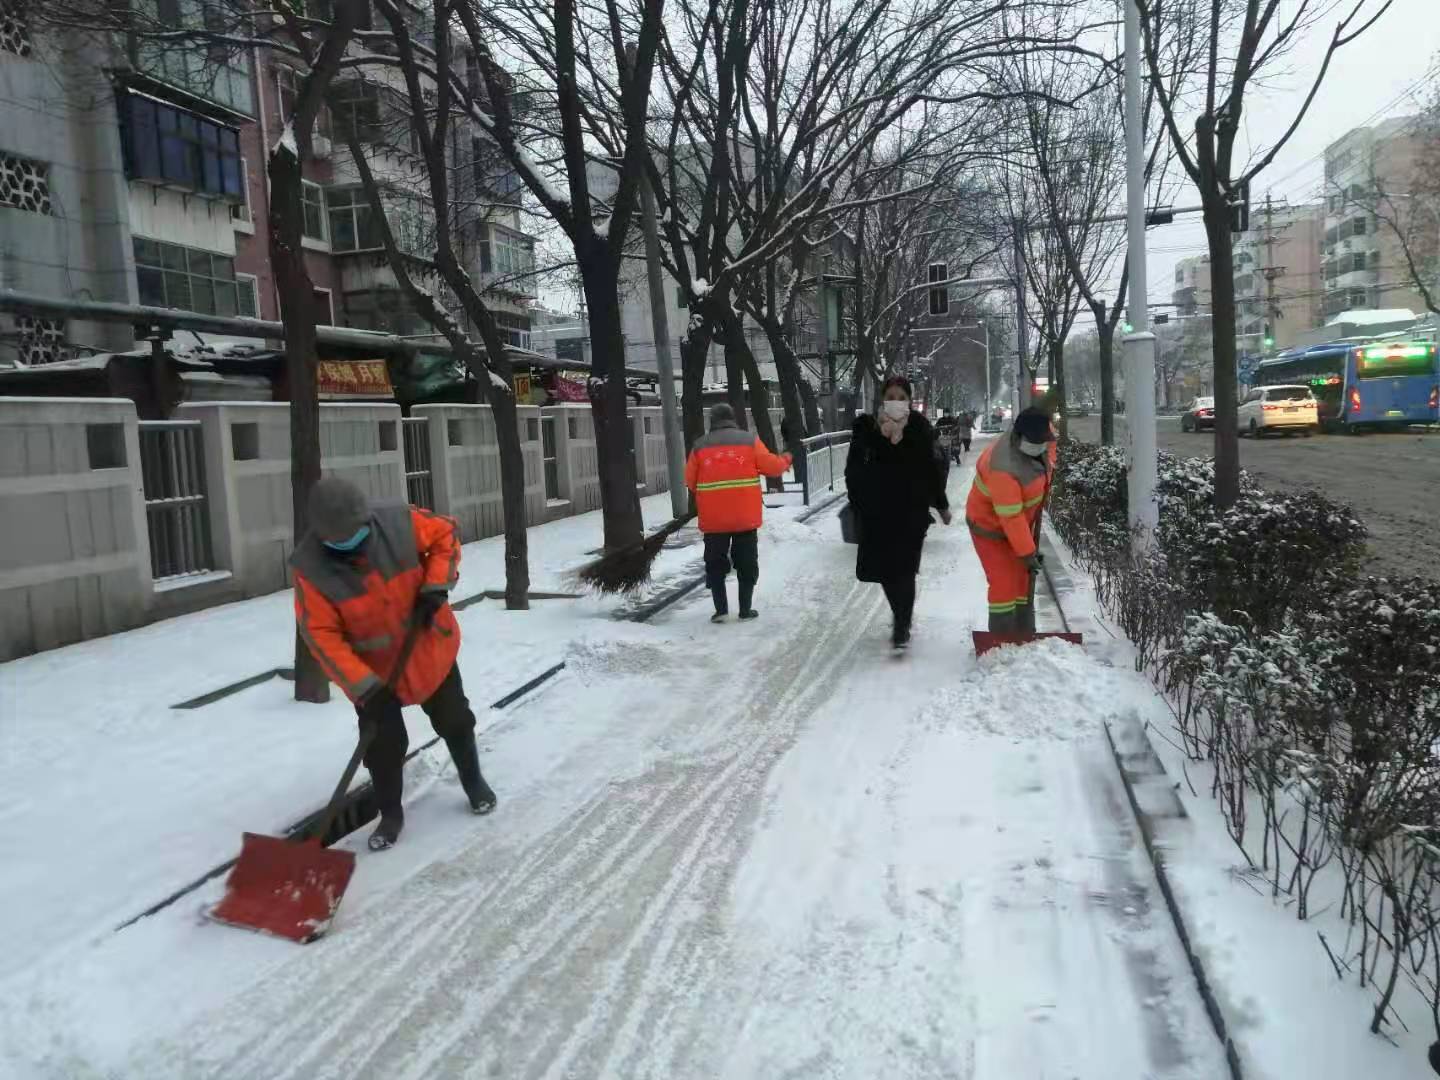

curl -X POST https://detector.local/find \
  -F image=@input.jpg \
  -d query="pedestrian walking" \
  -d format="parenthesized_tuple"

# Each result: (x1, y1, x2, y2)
(292, 476, 496, 852)
(685, 403, 793, 622)
(844, 375, 952, 650)
(956, 412, 974, 460)
(965, 407, 1058, 634)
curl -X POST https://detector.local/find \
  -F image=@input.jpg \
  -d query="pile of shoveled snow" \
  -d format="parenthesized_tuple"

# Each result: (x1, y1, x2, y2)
(916, 639, 1149, 741)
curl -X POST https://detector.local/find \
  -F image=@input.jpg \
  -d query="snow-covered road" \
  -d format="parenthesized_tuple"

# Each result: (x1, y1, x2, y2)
(2, 455, 1228, 1079)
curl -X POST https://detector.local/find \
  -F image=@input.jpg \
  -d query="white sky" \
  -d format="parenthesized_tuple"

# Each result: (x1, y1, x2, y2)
(1128, 0, 1440, 314)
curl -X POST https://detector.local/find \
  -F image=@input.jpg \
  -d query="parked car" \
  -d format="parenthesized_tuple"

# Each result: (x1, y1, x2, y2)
(1180, 396, 1216, 432)
(1238, 384, 1319, 437)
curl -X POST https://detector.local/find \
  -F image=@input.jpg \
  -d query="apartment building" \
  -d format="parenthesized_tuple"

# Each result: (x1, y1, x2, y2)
(1322, 115, 1430, 321)
(1231, 201, 1323, 351)
(1172, 255, 1211, 316)
(0, 3, 537, 366)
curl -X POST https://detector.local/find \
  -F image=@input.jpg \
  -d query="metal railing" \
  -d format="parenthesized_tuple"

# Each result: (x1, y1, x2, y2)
(401, 417, 434, 509)
(137, 420, 215, 581)
(800, 430, 851, 505)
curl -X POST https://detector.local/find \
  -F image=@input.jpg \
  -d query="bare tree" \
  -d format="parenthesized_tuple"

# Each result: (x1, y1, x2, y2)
(1135, 0, 1395, 507)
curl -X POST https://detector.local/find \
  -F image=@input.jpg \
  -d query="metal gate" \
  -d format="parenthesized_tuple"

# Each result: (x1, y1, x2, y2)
(800, 430, 851, 505)
(402, 417, 434, 509)
(137, 420, 215, 580)
(540, 415, 560, 499)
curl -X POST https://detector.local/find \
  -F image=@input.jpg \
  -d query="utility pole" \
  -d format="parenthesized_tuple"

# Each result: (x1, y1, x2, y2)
(1123, 0, 1159, 547)
(639, 166, 687, 518)
(1013, 229, 1031, 411)
(817, 268, 837, 429)
(1258, 192, 1287, 353)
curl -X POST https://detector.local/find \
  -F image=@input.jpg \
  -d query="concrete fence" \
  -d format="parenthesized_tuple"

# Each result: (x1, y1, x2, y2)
(1, 397, 691, 659)
(410, 404, 546, 541)
(0, 397, 152, 659)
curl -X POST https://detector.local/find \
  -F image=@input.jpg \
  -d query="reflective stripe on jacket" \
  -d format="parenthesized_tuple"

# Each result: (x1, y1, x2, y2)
(291, 503, 462, 705)
(684, 423, 791, 534)
(965, 436, 1054, 558)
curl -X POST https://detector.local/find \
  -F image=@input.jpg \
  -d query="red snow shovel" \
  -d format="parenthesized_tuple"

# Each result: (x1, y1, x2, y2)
(972, 502, 1083, 657)
(209, 622, 424, 944)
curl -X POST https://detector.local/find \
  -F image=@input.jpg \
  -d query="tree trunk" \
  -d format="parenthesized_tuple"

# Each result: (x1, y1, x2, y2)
(478, 349, 531, 610)
(723, 333, 748, 426)
(1051, 337, 1068, 440)
(797, 377, 822, 435)
(270, 145, 328, 704)
(1204, 202, 1242, 509)
(581, 255, 644, 550)
(1098, 319, 1116, 445)
(680, 320, 712, 455)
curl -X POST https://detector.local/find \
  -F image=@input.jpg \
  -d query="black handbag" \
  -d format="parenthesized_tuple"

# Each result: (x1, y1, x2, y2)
(839, 501, 860, 544)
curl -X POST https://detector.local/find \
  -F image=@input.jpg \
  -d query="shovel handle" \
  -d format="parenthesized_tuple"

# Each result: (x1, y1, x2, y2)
(308, 618, 427, 845)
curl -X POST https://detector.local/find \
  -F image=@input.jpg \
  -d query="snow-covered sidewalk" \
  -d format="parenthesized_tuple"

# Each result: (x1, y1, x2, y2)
(3, 447, 1230, 1079)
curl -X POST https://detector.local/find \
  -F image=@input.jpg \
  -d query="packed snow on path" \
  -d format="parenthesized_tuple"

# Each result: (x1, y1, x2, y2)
(2, 462, 1226, 1079)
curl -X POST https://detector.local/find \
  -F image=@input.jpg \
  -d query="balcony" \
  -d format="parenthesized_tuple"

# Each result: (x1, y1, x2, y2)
(117, 90, 245, 204)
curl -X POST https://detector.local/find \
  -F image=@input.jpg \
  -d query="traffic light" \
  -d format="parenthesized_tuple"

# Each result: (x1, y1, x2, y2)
(1122, 320, 1134, 333)
(1263, 324, 1274, 349)
(1229, 179, 1251, 234)
(928, 262, 949, 316)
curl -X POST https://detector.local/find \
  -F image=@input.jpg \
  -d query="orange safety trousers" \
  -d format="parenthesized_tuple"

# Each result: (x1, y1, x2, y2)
(972, 530, 1032, 621)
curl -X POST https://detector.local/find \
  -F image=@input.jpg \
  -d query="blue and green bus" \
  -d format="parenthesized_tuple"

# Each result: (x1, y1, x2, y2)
(1250, 339, 1439, 431)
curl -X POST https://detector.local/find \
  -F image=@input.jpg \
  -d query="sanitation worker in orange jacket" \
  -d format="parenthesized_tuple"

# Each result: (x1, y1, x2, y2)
(685, 403, 792, 622)
(292, 475, 496, 851)
(965, 407, 1058, 634)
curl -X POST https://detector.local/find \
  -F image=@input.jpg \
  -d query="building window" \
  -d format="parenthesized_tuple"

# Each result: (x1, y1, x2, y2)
(1, 0, 33, 57)
(327, 186, 381, 251)
(118, 93, 243, 201)
(134, 238, 242, 316)
(313, 287, 333, 325)
(230, 157, 252, 223)
(342, 288, 425, 336)
(1348, 216, 1368, 238)
(275, 66, 332, 140)
(13, 316, 69, 365)
(480, 227, 535, 277)
(302, 180, 327, 241)
(330, 79, 382, 143)
(0, 151, 51, 215)
(236, 273, 259, 318)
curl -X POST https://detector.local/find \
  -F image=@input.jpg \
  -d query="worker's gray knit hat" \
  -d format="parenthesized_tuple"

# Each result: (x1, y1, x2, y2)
(308, 475, 370, 541)
(709, 403, 738, 429)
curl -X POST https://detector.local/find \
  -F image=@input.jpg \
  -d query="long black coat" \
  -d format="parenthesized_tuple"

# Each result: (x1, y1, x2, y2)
(844, 411, 950, 583)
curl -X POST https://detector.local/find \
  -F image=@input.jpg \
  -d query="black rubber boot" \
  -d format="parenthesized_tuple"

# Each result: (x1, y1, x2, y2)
(711, 587, 729, 623)
(447, 735, 497, 815)
(738, 580, 756, 620)
(367, 763, 405, 850)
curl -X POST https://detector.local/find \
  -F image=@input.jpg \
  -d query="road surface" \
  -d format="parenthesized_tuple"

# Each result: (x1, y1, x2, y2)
(3, 453, 1228, 1080)
(1068, 415, 1439, 582)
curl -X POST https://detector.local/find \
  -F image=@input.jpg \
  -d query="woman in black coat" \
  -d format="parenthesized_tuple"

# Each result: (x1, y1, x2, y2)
(844, 375, 951, 649)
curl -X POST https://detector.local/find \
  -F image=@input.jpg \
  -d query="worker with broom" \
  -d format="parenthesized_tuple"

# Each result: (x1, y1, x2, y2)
(965, 406, 1057, 634)
(685, 403, 792, 622)
(292, 476, 497, 851)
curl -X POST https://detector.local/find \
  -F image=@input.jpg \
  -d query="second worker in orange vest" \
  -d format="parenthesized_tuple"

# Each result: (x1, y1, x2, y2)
(965, 407, 1058, 634)
(685, 404, 792, 623)
(293, 476, 496, 851)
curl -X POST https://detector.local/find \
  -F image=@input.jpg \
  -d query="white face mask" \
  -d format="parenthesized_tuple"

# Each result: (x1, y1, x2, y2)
(882, 399, 910, 421)
(1019, 439, 1048, 458)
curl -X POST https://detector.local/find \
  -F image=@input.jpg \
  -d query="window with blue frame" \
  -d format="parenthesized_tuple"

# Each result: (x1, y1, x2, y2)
(119, 92, 243, 201)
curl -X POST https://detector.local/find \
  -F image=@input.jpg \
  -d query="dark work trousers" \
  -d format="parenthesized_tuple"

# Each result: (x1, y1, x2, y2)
(360, 662, 476, 816)
(704, 530, 760, 612)
(881, 576, 917, 631)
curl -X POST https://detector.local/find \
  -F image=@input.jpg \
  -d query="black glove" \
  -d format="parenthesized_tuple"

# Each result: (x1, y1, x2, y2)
(356, 683, 400, 724)
(414, 590, 448, 628)
(1022, 553, 1043, 574)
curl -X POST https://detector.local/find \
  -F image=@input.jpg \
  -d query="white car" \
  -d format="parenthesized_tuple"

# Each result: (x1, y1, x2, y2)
(1238, 384, 1319, 437)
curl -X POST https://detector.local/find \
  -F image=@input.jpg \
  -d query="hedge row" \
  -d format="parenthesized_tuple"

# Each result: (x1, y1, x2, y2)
(1050, 440, 1440, 1055)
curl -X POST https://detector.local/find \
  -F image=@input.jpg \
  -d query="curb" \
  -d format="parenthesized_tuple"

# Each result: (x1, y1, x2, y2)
(1103, 717, 1245, 1080)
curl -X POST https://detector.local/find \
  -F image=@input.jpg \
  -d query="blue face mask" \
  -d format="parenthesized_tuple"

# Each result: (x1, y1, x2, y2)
(323, 524, 371, 553)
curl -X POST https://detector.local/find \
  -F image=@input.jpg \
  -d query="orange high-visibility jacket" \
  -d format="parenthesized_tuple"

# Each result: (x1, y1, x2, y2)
(685, 423, 792, 534)
(292, 503, 462, 705)
(965, 436, 1056, 558)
